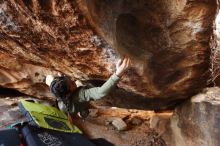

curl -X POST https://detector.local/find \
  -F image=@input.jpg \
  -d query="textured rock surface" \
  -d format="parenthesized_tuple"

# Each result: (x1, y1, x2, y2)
(78, 0, 217, 98)
(112, 117, 127, 131)
(0, 0, 116, 98)
(147, 88, 220, 146)
(0, 0, 218, 108)
(168, 87, 220, 146)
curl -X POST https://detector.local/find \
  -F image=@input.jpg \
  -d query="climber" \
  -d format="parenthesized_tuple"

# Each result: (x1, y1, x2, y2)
(45, 57, 131, 118)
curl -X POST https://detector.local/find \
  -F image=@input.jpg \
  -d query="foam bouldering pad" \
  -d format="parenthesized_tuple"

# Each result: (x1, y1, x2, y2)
(18, 100, 81, 133)
(0, 128, 20, 146)
(21, 125, 95, 146)
(91, 138, 115, 146)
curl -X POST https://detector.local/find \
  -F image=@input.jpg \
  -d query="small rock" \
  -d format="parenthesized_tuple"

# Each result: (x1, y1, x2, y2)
(10, 102, 18, 106)
(105, 120, 111, 125)
(131, 117, 143, 125)
(111, 107, 118, 109)
(128, 109, 138, 113)
(149, 115, 159, 129)
(105, 117, 116, 125)
(145, 117, 150, 121)
(89, 109, 98, 117)
(112, 117, 127, 131)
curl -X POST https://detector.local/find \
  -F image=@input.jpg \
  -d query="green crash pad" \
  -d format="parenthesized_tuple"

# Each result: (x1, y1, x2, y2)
(19, 100, 82, 133)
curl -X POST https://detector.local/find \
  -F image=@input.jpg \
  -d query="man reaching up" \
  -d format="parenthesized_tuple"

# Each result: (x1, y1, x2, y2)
(46, 58, 131, 117)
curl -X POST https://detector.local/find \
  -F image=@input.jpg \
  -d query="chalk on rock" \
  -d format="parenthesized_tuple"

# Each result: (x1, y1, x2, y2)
(112, 117, 127, 131)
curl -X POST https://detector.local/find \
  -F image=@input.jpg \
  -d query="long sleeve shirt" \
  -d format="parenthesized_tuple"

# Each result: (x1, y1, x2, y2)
(58, 73, 120, 114)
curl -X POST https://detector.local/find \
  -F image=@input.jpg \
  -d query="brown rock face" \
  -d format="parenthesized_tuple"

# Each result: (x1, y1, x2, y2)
(0, 0, 218, 108)
(0, 0, 115, 98)
(168, 87, 220, 146)
(78, 0, 217, 97)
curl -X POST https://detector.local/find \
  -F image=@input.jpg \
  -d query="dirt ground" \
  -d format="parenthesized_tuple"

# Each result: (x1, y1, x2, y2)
(0, 96, 166, 146)
(74, 107, 167, 146)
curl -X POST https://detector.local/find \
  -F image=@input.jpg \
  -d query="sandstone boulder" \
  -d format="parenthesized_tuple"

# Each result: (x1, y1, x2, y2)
(169, 87, 220, 146)
(0, 0, 219, 109)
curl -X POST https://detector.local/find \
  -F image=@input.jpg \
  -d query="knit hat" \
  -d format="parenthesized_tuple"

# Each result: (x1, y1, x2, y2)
(49, 76, 70, 100)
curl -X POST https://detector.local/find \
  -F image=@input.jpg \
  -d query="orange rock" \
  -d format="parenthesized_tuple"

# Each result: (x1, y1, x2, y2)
(0, 0, 218, 109)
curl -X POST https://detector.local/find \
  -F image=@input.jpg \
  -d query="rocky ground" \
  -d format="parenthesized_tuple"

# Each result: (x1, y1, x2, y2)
(0, 95, 167, 146)
(74, 106, 167, 146)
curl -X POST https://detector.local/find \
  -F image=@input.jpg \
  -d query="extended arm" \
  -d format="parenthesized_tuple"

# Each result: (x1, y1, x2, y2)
(78, 58, 130, 102)
(79, 73, 120, 101)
